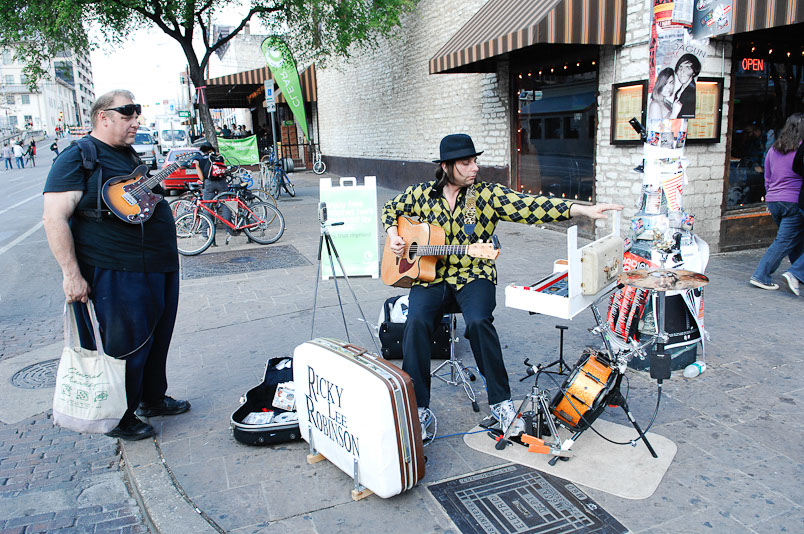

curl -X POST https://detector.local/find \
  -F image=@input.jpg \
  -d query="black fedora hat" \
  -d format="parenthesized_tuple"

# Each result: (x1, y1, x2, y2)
(433, 134, 483, 163)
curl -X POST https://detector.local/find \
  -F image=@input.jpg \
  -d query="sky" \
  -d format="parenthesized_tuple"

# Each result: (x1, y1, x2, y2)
(90, 29, 191, 119)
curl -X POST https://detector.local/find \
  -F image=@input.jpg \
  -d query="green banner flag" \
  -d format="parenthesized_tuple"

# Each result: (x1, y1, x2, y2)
(218, 135, 259, 165)
(261, 36, 309, 140)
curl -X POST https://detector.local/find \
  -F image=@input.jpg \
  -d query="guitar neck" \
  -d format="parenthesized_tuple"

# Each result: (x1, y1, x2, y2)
(142, 162, 182, 189)
(414, 244, 470, 256)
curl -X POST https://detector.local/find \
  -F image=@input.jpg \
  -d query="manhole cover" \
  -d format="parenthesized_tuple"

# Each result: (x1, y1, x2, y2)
(11, 359, 60, 389)
(428, 464, 626, 534)
(180, 244, 311, 280)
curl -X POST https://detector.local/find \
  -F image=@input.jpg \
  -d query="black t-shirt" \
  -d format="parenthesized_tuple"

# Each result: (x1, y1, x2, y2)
(43, 136, 179, 273)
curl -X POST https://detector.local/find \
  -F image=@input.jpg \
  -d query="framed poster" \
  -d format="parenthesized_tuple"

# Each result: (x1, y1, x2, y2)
(686, 77, 723, 143)
(611, 80, 648, 145)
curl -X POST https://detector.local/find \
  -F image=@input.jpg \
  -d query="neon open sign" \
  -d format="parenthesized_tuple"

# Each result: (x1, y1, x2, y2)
(741, 58, 765, 71)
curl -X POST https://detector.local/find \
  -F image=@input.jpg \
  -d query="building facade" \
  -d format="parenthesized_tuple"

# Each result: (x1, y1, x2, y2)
(315, 0, 803, 252)
(0, 47, 95, 135)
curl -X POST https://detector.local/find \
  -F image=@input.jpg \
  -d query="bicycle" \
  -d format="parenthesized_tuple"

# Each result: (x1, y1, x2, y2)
(312, 144, 326, 175)
(174, 182, 285, 255)
(260, 148, 295, 197)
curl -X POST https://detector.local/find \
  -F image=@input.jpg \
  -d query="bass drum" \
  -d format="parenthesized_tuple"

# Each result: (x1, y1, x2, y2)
(550, 349, 618, 432)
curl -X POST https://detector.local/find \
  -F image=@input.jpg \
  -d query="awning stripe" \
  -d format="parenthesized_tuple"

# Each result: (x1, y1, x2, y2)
(730, 0, 802, 34)
(430, 0, 626, 74)
(204, 64, 317, 103)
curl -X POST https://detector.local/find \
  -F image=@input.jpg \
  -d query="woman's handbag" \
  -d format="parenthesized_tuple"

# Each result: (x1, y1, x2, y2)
(52, 301, 127, 434)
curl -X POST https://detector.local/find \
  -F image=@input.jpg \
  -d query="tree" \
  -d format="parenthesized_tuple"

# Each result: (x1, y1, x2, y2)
(0, 0, 417, 144)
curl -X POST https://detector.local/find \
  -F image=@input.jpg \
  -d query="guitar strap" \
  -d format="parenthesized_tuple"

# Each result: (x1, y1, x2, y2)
(463, 184, 476, 234)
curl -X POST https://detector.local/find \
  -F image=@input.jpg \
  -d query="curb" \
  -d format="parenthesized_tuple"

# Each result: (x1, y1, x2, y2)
(121, 438, 218, 534)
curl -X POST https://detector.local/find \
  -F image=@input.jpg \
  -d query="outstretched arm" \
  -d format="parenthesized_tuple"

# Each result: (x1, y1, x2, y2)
(569, 203, 624, 220)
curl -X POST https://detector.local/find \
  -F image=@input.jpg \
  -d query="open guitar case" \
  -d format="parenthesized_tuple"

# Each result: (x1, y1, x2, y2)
(230, 357, 301, 446)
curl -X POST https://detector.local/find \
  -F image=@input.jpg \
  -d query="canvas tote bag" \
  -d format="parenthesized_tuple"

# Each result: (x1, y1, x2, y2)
(53, 301, 127, 433)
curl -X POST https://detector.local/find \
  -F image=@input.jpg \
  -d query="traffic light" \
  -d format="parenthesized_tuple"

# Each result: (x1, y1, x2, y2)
(58, 111, 63, 122)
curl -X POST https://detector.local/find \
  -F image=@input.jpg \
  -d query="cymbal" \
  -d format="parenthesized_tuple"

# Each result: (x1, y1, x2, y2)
(617, 269, 709, 291)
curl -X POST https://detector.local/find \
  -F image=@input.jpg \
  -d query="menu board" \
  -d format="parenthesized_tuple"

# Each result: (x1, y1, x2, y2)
(611, 81, 648, 145)
(687, 77, 723, 142)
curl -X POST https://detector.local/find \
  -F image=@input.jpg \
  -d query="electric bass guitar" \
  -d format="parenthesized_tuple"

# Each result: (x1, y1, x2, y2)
(381, 215, 501, 288)
(101, 152, 196, 224)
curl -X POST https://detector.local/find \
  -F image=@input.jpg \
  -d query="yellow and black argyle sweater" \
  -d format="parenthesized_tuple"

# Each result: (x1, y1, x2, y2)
(382, 181, 573, 289)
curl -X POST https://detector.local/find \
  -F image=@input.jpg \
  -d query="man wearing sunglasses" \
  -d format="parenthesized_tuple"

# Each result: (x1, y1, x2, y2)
(43, 90, 190, 441)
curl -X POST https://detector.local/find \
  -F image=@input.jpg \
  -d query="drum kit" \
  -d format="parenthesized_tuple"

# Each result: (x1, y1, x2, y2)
(496, 267, 709, 463)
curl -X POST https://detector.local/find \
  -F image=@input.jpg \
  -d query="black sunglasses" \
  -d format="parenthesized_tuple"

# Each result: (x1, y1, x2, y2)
(104, 104, 142, 117)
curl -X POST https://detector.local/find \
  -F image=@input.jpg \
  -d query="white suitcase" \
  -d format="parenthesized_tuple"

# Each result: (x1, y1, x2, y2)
(293, 338, 425, 498)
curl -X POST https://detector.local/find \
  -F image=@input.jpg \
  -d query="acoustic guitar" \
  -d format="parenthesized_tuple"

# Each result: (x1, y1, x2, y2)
(101, 152, 196, 223)
(381, 215, 501, 287)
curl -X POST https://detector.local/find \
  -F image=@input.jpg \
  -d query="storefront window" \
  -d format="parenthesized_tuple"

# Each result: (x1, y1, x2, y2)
(728, 38, 804, 209)
(515, 67, 597, 201)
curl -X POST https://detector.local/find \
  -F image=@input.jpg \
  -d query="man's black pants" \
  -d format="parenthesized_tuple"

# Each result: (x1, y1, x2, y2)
(72, 266, 180, 419)
(402, 279, 510, 409)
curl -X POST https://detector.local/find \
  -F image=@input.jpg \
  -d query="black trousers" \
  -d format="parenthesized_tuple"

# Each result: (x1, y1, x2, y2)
(402, 279, 510, 409)
(73, 265, 180, 419)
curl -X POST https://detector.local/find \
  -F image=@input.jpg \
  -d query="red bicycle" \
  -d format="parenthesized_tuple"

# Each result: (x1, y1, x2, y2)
(174, 182, 285, 255)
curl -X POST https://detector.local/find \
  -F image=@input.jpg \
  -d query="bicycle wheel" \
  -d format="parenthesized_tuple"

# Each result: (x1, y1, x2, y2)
(243, 202, 285, 244)
(268, 167, 282, 198)
(281, 171, 296, 197)
(168, 195, 196, 219)
(313, 159, 326, 175)
(245, 187, 278, 208)
(175, 212, 215, 255)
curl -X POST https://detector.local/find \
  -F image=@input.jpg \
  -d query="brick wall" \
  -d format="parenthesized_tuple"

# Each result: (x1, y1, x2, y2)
(316, 0, 511, 185)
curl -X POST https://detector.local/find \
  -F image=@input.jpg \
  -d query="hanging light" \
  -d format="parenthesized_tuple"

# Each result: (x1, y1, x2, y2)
(528, 72, 532, 76)
(592, 61, 596, 65)
(539, 70, 542, 75)
(518, 74, 523, 79)
(751, 46, 755, 52)
(550, 67, 554, 73)
(769, 48, 773, 54)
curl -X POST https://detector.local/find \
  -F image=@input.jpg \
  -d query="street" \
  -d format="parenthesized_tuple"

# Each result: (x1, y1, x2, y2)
(0, 144, 66, 360)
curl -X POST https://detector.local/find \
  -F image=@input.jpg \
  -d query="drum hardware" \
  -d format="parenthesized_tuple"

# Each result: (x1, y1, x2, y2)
(533, 324, 571, 377)
(310, 202, 380, 354)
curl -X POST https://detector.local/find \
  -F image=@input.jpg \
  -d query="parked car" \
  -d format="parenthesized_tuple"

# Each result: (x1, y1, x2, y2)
(161, 147, 201, 194)
(133, 130, 159, 169)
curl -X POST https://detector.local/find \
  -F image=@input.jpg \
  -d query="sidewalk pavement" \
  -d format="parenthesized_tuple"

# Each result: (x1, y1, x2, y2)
(2, 170, 803, 533)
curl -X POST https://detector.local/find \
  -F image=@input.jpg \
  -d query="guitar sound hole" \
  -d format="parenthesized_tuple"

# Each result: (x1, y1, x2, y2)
(408, 242, 417, 261)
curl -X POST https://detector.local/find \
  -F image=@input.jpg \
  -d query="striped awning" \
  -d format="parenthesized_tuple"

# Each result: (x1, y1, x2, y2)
(729, 0, 803, 34)
(429, 0, 626, 74)
(202, 64, 317, 108)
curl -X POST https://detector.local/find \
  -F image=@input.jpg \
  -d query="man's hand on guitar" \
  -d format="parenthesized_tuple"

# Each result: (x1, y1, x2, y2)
(388, 233, 406, 257)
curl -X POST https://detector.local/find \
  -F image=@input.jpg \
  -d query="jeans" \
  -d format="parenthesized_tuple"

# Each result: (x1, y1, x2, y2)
(788, 207, 804, 283)
(752, 202, 804, 284)
(402, 279, 510, 409)
(3, 158, 10, 170)
(14, 156, 24, 169)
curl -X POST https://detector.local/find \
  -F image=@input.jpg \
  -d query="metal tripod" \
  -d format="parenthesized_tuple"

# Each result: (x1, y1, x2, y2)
(310, 208, 380, 354)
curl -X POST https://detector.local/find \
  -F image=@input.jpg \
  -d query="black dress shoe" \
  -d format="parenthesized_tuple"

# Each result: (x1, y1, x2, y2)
(106, 414, 155, 441)
(135, 396, 191, 418)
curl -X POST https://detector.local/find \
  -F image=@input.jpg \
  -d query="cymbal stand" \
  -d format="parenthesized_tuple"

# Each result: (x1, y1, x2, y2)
(310, 204, 380, 354)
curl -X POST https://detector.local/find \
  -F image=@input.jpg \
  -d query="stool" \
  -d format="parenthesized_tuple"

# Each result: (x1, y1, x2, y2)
(430, 304, 480, 412)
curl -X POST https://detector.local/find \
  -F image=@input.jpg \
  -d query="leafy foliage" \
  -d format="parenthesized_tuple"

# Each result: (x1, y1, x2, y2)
(0, 0, 418, 140)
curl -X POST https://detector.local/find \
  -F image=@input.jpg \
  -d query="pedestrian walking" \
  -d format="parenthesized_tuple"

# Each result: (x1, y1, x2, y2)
(50, 140, 59, 160)
(2, 143, 12, 170)
(43, 89, 190, 441)
(12, 142, 25, 168)
(24, 142, 36, 167)
(750, 113, 804, 292)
